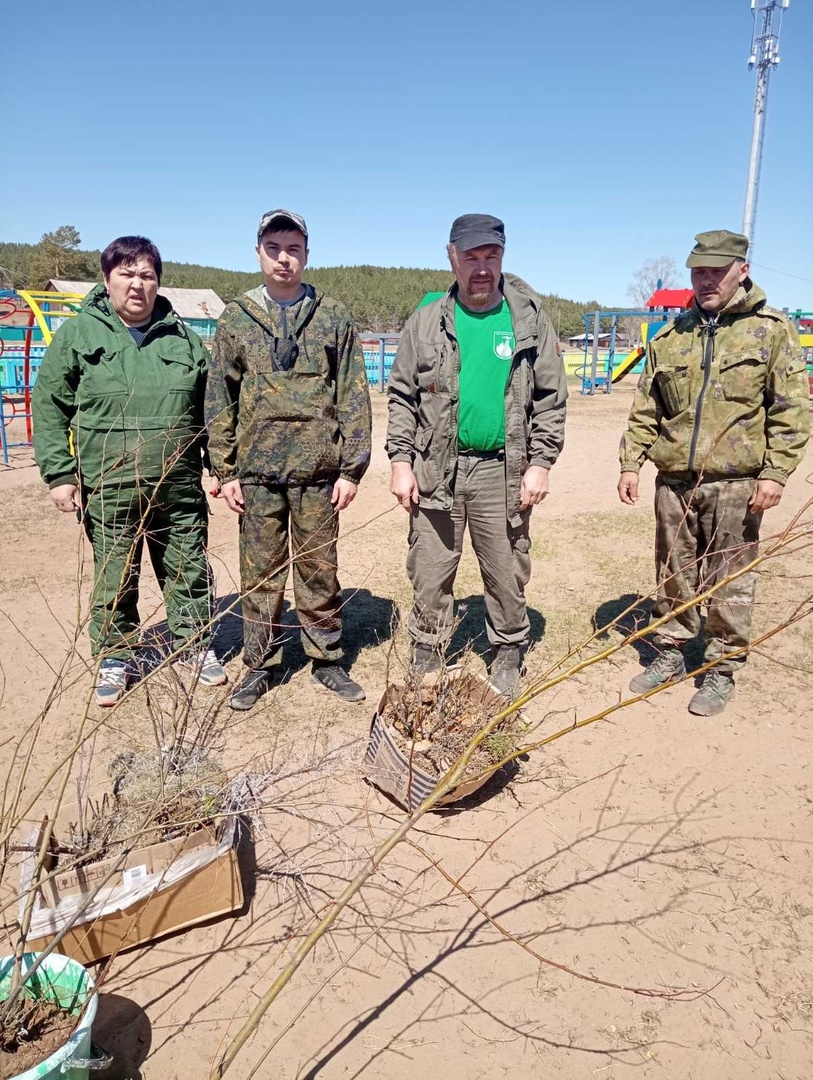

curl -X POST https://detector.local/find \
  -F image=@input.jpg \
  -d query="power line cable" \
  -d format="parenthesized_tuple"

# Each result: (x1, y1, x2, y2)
(750, 261, 813, 285)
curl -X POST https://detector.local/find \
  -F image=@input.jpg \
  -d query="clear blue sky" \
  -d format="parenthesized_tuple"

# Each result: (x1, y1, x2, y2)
(4, 0, 812, 309)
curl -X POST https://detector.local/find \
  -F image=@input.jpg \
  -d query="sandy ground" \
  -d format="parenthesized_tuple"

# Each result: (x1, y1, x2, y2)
(1, 386, 812, 1079)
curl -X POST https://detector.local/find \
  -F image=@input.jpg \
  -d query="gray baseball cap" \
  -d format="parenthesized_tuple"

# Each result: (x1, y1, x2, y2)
(449, 214, 505, 252)
(686, 229, 749, 268)
(257, 209, 309, 244)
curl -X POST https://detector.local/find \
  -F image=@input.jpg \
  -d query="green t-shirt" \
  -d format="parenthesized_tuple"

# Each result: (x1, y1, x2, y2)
(456, 298, 515, 451)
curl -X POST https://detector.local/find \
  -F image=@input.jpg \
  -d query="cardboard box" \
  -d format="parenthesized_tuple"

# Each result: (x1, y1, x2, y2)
(40, 824, 214, 908)
(362, 668, 510, 810)
(21, 803, 243, 965)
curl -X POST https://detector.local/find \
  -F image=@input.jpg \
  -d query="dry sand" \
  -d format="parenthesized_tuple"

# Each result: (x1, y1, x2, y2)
(1, 386, 811, 1079)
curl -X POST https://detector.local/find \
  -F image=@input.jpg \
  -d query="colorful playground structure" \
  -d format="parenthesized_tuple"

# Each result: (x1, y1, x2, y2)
(0, 289, 83, 463)
(577, 288, 693, 395)
(578, 290, 813, 396)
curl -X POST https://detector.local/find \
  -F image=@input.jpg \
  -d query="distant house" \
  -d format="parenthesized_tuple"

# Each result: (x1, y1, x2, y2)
(48, 280, 225, 342)
(567, 331, 630, 348)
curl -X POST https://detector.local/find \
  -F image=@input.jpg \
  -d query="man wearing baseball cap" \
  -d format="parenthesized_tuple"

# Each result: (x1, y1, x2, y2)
(386, 213, 568, 696)
(206, 209, 372, 709)
(618, 230, 810, 715)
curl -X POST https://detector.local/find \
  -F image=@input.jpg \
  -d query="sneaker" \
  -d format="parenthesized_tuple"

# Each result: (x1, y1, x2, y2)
(311, 663, 366, 703)
(95, 658, 136, 707)
(412, 643, 443, 678)
(490, 644, 522, 699)
(688, 670, 735, 716)
(176, 646, 228, 686)
(629, 649, 686, 694)
(229, 668, 277, 711)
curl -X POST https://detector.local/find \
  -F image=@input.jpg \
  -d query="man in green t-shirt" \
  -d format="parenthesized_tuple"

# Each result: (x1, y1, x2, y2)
(387, 214, 568, 696)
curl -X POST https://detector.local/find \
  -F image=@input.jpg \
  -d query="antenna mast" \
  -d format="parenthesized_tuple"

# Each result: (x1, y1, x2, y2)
(742, 0, 790, 252)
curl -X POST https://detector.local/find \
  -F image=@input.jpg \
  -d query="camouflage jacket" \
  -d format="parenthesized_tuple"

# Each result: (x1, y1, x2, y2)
(386, 274, 567, 527)
(205, 284, 372, 485)
(33, 285, 209, 490)
(619, 281, 810, 484)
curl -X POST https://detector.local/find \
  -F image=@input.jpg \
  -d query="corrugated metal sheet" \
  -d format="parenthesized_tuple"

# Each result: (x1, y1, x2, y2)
(49, 281, 225, 320)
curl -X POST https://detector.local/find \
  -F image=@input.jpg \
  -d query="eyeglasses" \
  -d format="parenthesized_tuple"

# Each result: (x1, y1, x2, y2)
(272, 335, 299, 371)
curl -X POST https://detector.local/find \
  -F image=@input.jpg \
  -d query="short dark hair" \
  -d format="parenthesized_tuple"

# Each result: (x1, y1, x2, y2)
(100, 236, 163, 284)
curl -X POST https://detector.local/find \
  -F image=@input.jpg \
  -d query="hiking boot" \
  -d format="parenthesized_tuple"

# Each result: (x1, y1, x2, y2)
(490, 644, 522, 699)
(95, 658, 137, 707)
(412, 644, 443, 678)
(176, 646, 228, 686)
(311, 662, 366, 703)
(688, 670, 735, 716)
(229, 667, 277, 711)
(629, 650, 686, 694)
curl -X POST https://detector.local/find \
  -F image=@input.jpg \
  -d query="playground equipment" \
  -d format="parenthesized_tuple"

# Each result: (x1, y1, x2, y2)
(786, 310, 813, 400)
(578, 286, 694, 395)
(0, 290, 83, 463)
(361, 334, 399, 391)
(578, 309, 671, 395)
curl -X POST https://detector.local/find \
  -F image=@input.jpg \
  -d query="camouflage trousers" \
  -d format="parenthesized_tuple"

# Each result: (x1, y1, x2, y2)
(650, 475, 763, 672)
(239, 481, 343, 669)
(83, 478, 213, 659)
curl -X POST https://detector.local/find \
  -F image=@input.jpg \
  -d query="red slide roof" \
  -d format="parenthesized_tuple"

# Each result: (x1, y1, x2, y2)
(645, 288, 694, 309)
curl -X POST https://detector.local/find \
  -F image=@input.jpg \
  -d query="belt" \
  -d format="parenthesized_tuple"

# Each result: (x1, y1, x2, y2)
(660, 471, 754, 486)
(458, 448, 505, 459)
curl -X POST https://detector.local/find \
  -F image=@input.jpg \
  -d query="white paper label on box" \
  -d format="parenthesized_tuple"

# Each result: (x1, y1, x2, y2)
(122, 865, 149, 887)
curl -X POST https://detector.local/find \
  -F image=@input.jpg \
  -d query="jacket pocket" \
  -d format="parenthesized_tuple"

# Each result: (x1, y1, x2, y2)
(653, 365, 689, 417)
(413, 426, 437, 494)
(249, 369, 336, 422)
(716, 351, 766, 404)
(78, 350, 129, 403)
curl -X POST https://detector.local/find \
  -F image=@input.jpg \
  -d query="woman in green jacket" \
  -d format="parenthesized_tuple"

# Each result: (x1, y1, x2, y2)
(32, 236, 226, 705)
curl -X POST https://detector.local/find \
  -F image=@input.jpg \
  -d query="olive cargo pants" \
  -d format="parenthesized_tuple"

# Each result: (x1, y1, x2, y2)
(406, 452, 532, 650)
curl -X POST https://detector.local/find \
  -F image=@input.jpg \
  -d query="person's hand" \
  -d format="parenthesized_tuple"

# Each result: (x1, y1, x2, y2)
(390, 462, 419, 511)
(331, 478, 358, 512)
(618, 472, 640, 505)
(749, 479, 783, 513)
(221, 478, 245, 515)
(208, 476, 221, 498)
(520, 465, 549, 511)
(50, 483, 80, 514)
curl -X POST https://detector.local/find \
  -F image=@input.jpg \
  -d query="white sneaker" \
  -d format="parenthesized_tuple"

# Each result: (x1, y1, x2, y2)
(95, 658, 135, 707)
(176, 647, 228, 686)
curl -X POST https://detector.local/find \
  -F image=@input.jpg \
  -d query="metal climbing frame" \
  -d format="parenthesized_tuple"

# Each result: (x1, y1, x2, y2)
(578, 308, 674, 396)
(0, 290, 84, 463)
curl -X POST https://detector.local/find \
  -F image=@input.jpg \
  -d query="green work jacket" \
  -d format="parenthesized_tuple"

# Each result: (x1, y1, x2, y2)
(32, 285, 209, 491)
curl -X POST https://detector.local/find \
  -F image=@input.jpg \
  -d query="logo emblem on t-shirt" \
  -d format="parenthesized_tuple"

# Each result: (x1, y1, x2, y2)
(494, 331, 515, 359)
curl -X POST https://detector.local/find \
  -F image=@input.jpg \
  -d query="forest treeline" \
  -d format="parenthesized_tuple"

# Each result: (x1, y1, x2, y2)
(0, 235, 601, 338)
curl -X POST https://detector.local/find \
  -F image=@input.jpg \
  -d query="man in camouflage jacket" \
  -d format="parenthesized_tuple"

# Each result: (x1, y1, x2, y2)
(618, 229, 810, 715)
(205, 209, 372, 709)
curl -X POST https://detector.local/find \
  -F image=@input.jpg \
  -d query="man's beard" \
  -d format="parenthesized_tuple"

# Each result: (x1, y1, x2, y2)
(467, 277, 493, 304)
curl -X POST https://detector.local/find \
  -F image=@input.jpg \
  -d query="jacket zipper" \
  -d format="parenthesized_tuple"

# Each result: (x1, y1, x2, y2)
(687, 317, 716, 473)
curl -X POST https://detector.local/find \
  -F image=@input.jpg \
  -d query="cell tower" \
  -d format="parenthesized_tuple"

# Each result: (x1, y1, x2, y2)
(742, 0, 790, 251)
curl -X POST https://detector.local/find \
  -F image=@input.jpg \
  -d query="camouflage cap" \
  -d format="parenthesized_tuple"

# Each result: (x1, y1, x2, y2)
(449, 214, 505, 252)
(257, 209, 308, 244)
(686, 230, 749, 268)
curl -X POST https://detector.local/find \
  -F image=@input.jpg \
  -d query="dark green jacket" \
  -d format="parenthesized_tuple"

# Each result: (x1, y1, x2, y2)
(619, 281, 810, 483)
(32, 285, 209, 490)
(386, 274, 568, 526)
(205, 284, 372, 485)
